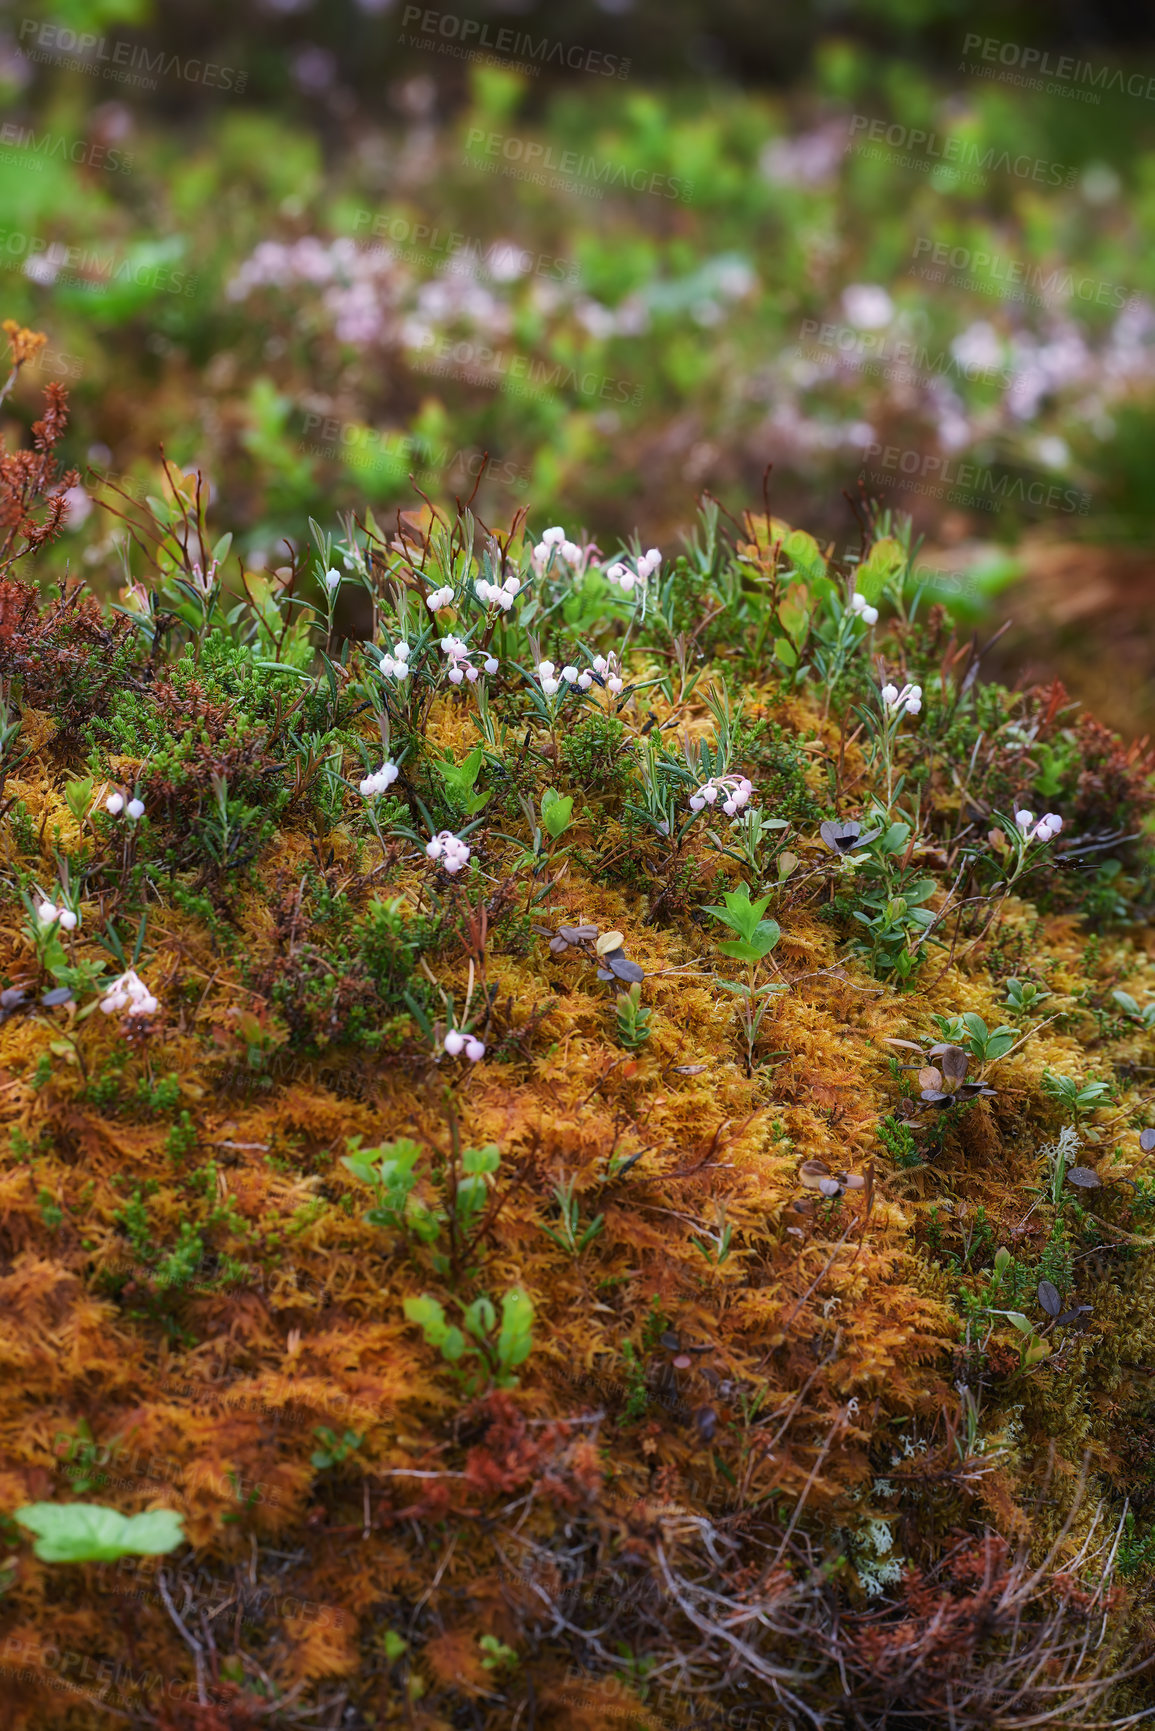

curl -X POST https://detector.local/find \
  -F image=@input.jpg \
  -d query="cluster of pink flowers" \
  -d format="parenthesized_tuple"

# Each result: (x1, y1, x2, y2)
(359, 763, 399, 798)
(426, 831, 470, 873)
(376, 641, 410, 681)
(591, 652, 624, 695)
(37, 898, 78, 932)
(1015, 809, 1063, 844)
(475, 572, 521, 611)
(441, 635, 498, 684)
(101, 969, 158, 1018)
(689, 775, 754, 816)
(532, 525, 585, 568)
(881, 680, 922, 717)
(605, 548, 661, 594)
(443, 1029, 485, 1062)
(226, 236, 403, 346)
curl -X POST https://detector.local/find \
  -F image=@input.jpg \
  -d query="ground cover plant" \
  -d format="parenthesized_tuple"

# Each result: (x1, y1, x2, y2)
(2, 324, 1155, 1727)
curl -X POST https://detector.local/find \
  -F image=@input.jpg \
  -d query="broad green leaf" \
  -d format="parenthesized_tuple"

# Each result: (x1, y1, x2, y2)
(781, 529, 827, 584)
(462, 1145, 500, 1176)
(541, 789, 574, 839)
(15, 1503, 185, 1563)
(855, 536, 906, 603)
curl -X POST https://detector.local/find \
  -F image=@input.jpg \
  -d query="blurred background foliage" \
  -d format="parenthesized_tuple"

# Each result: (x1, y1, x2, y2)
(2, 0, 1155, 727)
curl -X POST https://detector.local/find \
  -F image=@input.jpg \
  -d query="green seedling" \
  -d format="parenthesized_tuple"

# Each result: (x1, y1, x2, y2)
(615, 979, 652, 1049)
(540, 1176, 605, 1255)
(403, 1287, 534, 1392)
(540, 786, 574, 839)
(701, 882, 784, 1073)
(311, 1427, 363, 1470)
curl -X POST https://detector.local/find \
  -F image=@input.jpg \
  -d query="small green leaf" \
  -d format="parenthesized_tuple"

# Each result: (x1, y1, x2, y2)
(498, 1288, 534, 1368)
(404, 1294, 449, 1349)
(64, 777, 95, 823)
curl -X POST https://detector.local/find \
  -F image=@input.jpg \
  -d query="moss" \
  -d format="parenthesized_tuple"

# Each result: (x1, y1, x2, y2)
(1, 488, 1153, 1728)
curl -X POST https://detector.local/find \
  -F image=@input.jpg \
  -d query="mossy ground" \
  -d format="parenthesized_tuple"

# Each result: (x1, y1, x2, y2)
(1, 378, 1155, 1727)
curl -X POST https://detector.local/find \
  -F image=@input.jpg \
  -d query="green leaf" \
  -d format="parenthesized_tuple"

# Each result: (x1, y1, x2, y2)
(781, 528, 827, 584)
(701, 884, 773, 943)
(498, 1288, 534, 1368)
(716, 919, 780, 962)
(1005, 1312, 1032, 1334)
(773, 637, 797, 668)
(14, 1503, 185, 1563)
(1112, 990, 1141, 1017)
(541, 789, 574, 839)
(341, 1151, 381, 1186)
(984, 1035, 1016, 1060)
(464, 1297, 496, 1340)
(462, 1144, 501, 1176)
(64, 777, 95, 824)
(404, 1294, 449, 1349)
(855, 536, 906, 604)
(962, 1013, 988, 1041)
